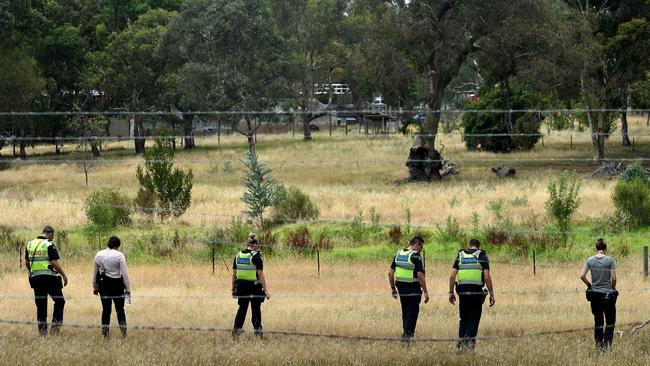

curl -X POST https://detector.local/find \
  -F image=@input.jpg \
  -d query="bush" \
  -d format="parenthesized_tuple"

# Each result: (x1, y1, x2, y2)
(84, 190, 132, 227)
(286, 225, 332, 253)
(612, 177, 650, 227)
(136, 137, 193, 220)
(0, 224, 22, 252)
(435, 216, 466, 244)
(272, 186, 319, 224)
(545, 172, 581, 234)
(387, 226, 403, 246)
(620, 163, 649, 184)
(462, 84, 542, 152)
(134, 188, 157, 216)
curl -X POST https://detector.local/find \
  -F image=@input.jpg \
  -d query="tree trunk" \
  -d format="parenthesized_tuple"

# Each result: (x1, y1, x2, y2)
(134, 116, 145, 155)
(18, 126, 26, 160)
(245, 115, 256, 155)
(501, 79, 513, 133)
(587, 109, 606, 161)
(620, 88, 631, 146)
(90, 139, 101, 157)
(183, 113, 195, 149)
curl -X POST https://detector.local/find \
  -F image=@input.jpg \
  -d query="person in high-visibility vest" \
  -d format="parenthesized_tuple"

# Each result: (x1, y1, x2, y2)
(448, 238, 494, 351)
(25, 226, 69, 336)
(231, 233, 270, 338)
(388, 236, 430, 342)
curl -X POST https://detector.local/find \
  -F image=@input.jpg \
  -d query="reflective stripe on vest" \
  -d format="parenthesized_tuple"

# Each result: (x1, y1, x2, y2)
(235, 251, 258, 281)
(394, 249, 418, 283)
(456, 250, 484, 286)
(26, 239, 57, 277)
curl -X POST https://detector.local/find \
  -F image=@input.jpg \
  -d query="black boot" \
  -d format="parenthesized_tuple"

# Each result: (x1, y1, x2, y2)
(119, 322, 127, 337)
(102, 326, 110, 338)
(254, 327, 263, 339)
(232, 328, 243, 340)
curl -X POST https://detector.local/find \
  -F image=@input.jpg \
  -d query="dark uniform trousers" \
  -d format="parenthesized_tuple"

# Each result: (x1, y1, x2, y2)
(233, 280, 265, 334)
(457, 287, 486, 350)
(31, 275, 65, 335)
(99, 276, 127, 336)
(590, 292, 617, 349)
(397, 283, 422, 339)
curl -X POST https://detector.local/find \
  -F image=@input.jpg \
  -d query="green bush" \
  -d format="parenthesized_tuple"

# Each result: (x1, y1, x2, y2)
(0, 224, 22, 252)
(612, 177, 650, 227)
(286, 225, 332, 253)
(545, 172, 581, 234)
(84, 190, 132, 227)
(272, 186, 319, 224)
(462, 84, 542, 152)
(620, 163, 649, 184)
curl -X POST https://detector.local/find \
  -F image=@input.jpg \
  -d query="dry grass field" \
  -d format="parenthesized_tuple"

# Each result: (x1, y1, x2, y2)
(1, 257, 650, 365)
(0, 116, 648, 231)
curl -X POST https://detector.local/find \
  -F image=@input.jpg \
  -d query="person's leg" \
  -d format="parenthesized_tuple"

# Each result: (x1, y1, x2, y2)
(114, 296, 127, 336)
(251, 300, 263, 337)
(457, 295, 470, 350)
(100, 293, 113, 337)
(233, 297, 250, 337)
(48, 280, 65, 335)
(465, 295, 484, 350)
(603, 297, 617, 349)
(406, 294, 421, 338)
(590, 296, 605, 350)
(399, 293, 409, 338)
(33, 287, 48, 336)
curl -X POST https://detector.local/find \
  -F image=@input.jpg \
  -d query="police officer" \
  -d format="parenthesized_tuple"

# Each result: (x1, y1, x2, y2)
(580, 238, 617, 351)
(448, 238, 494, 351)
(231, 234, 270, 338)
(388, 236, 430, 342)
(25, 226, 68, 335)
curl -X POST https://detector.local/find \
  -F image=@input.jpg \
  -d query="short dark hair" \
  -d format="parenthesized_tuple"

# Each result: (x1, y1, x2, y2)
(595, 238, 607, 251)
(469, 238, 481, 247)
(247, 233, 259, 246)
(410, 236, 424, 246)
(107, 236, 121, 249)
(42, 226, 54, 234)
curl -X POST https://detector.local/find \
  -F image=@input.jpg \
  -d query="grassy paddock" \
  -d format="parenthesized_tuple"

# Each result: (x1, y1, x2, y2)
(0, 117, 648, 231)
(1, 259, 650, 365)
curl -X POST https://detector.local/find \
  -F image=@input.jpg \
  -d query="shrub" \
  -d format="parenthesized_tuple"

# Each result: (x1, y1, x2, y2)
(228, 216, 253, 245)
(545, 172, 581, 233)
(612, 177, 650, 227)
(387, 226, 403, 246)
(620, 163, 649, 184)
(136, 137, 193, 220)
(435, 216, 466, 244)
(462, 84, 542, 152)
(272, 186, 319, 224)
(134, 188, 157, 216)
(286, 225, 332, 253)
(0, 224, 22, 252)
(84, 190, 132, 227)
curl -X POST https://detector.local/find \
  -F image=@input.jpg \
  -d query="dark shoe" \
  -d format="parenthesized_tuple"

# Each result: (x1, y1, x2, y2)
(50, 324, 61, 336)
(231, 328, 243, 340)
(119, 322, 127, 337)
(102, 327, 110, 338)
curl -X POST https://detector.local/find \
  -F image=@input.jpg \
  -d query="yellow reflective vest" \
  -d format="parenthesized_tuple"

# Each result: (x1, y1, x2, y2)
(235, 251, 258, 282)
(26, 238, 57, 277)
(394, 249, 419, 283)
(456, 250, 484, 286)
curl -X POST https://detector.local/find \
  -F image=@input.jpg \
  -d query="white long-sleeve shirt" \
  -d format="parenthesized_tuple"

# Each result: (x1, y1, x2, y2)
(92, 248, 131, 292)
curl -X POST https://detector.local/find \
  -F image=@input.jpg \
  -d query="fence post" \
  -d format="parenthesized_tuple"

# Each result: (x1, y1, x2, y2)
(317, 250, 320, 278)
(541, 135, 544, 148)
(533, 250, 536, 276)
(18, 244, 22, 270)
(212, 248, 215, 275)
(643, 245, 648, 279)
(570, 134, 573, 150)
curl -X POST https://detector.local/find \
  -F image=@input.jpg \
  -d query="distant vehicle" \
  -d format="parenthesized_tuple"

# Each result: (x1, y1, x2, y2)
(412, 113, 426, 125)
(370, 96, 386, 111)
(202, 127, 216, 134)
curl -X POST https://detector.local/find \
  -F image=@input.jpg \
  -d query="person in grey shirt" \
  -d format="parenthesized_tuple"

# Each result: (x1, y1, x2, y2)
(580, 238, 618, 351)
(93, 236, 131, 338)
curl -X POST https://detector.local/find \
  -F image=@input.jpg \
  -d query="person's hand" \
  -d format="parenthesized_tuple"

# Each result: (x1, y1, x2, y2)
(391, 288, 398, 299)
(231, 289, 237, 299)
(125, 291, 131, 296)
(448, 292, 456, 305)
(62, 276, 68, 287)
(93, 290, 99, 296)
(489, 294, 495, 307)
(265, 291, 271, 300)
(423, 292, 430, 304)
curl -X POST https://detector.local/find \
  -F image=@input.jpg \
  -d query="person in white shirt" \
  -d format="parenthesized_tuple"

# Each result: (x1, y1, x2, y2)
(92, 236, 131, 338)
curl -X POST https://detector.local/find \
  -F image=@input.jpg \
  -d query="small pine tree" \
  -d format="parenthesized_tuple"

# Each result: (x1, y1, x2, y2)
(136, 137, 193, 220)
(241, 150, 282, 228)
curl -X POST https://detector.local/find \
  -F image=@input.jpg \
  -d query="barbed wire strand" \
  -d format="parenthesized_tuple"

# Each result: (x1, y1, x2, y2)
(0, 318, 643, 342)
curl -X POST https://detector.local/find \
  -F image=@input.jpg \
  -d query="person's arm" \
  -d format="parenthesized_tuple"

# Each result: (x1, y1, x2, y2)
(50, 260, 68, 287)
(484, 269, 495, 307)
(24, 247, 30, 272)
(92, 260, 100, 294)
(448, 268, 458, 305)
(611, 269, 617, 290)
(417, 271, 429, 303)
(231, 271, 237, 298)
(579, 264, 590, 287)
(119, 254, 131, 294)
(388, 268, 397, 299)
(257, 270, 270, 299)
